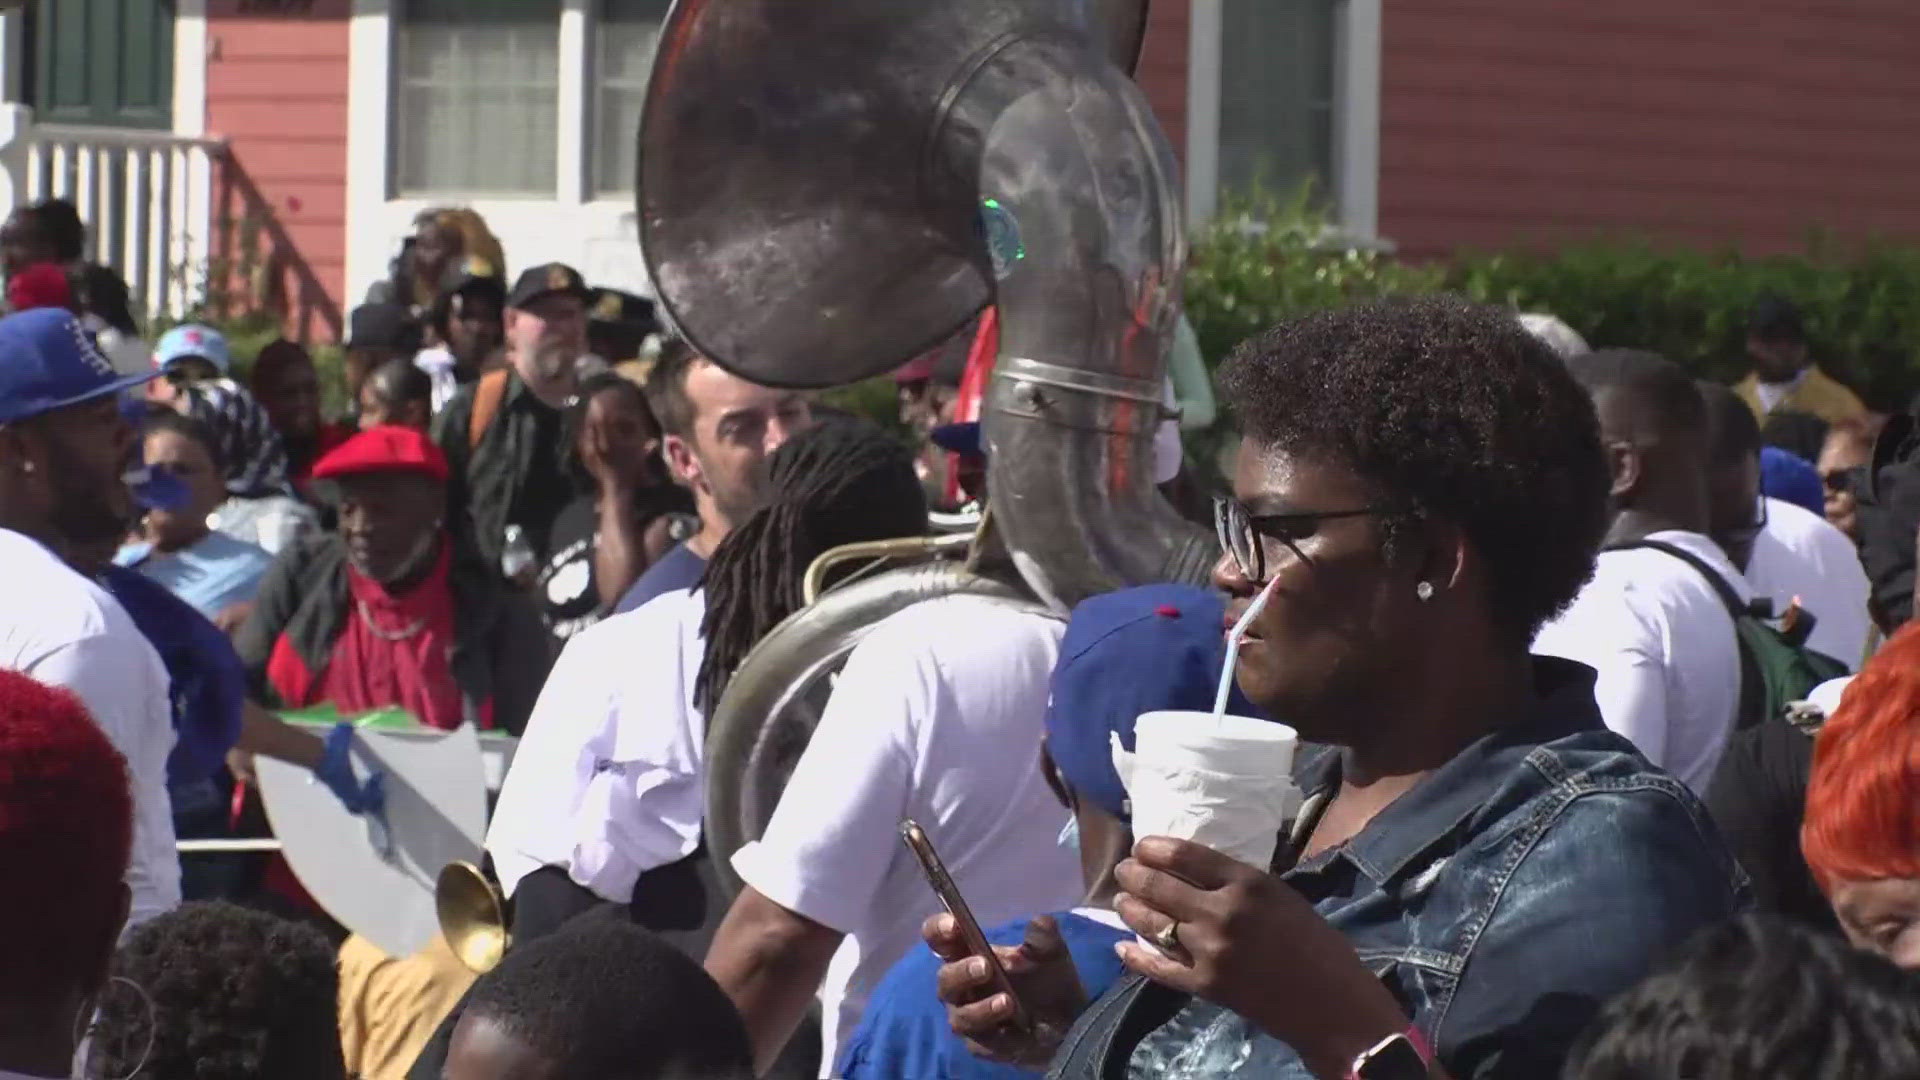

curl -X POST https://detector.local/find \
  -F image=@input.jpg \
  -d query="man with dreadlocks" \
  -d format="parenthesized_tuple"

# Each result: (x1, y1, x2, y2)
(439, 416, 928, 1079)
(703, 498, 1082, 1072)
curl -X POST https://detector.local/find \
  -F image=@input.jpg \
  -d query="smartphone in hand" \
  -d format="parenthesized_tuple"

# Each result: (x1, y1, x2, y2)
(901, 818, 1031, 1030)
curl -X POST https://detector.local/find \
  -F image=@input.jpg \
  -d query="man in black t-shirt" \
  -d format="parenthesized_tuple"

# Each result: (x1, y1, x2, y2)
(435, 264, 592, 578)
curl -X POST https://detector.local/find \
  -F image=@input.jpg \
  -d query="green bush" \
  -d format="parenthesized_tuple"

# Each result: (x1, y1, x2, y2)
(1182, 182, 1920, 414)
(1184, 183, 1445, 364)
(1448, 242, 1920, 411)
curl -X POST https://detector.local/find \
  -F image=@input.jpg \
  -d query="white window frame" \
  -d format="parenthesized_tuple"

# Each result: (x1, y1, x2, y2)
(1185, 0, 1380, 243)
(347, 0, 656, 303)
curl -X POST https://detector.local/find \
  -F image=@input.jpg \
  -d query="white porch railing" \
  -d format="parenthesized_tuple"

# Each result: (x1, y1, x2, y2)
(0, 107, 224, 322)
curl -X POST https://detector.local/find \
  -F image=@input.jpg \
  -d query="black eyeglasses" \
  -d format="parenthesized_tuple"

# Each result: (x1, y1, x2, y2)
(1213, 496, 1401, 583)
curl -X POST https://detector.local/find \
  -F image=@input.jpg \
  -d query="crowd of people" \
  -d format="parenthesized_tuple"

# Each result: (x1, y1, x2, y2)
(2, 186, 1920, 1080)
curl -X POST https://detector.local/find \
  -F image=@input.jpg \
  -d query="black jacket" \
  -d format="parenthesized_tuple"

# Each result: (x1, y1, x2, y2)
(433, 371, 574, 573)
(234, 533, 553, 734)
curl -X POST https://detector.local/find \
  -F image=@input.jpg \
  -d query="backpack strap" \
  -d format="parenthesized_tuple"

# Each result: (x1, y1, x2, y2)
(467, 368, 511, 452)
(1603, 539, 1753, 621)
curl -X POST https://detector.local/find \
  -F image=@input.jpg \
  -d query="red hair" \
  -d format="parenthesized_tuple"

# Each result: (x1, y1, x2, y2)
(5, 260, 73, 313)
(0, 670, 133, 993)
(1802, 621, 1920, 893)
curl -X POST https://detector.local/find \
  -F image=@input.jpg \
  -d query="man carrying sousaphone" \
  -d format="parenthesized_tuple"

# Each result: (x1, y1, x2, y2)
(405, 415, 931, 1079)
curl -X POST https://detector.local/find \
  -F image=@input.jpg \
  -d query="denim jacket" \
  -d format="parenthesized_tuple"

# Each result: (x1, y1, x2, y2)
(1118, 658, 1750, 1079)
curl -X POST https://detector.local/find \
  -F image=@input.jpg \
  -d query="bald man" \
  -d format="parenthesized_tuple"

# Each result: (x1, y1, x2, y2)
(1532, 349, 1750, 793)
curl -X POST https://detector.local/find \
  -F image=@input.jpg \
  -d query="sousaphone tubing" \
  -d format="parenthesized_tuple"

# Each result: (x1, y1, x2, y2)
(638, 0, 1214, 897)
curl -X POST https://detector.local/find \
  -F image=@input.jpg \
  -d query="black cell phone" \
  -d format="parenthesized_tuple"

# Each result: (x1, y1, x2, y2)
(900, 819, 1029, 1029)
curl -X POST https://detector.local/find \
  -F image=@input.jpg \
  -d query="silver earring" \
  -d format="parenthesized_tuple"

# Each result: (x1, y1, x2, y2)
(20, 460, 33, 474)
(73, 975, 156, 1080)
(1416, 581, 1435, 602)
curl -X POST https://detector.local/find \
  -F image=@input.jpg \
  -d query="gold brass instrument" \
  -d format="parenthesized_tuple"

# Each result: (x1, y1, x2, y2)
(435, 860, 509, 974)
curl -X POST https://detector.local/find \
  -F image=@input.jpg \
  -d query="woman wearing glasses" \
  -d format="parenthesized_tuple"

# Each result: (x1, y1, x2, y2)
(925, 297, 1745, 1080)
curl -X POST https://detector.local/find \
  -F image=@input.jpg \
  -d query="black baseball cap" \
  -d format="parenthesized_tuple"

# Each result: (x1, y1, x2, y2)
(507, 263, 593, 309)
(347, 302, 424, 353)
(431, 274, 508, 331)
(588, 287, 658, 330)
(1749, 294, 1806, 342)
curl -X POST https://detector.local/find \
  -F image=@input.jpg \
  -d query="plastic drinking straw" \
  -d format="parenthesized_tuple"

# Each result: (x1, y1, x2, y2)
(1214, 575, 1282, 716)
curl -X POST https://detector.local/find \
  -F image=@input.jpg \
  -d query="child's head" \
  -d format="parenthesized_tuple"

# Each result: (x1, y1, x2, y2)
(446, 914, 754, 1080)
(1564, 914, 1920, 1079)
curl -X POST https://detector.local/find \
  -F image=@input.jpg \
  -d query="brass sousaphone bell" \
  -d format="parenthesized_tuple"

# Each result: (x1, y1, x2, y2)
(640, 0, 1215, 898)
(435, 860, 509, 974)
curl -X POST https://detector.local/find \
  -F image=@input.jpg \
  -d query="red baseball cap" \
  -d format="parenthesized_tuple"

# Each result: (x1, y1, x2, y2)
(311, 424, 449, 484)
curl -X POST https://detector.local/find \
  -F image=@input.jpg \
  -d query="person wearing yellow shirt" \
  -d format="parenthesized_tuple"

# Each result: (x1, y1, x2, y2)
(1734, 294, 1867, 427)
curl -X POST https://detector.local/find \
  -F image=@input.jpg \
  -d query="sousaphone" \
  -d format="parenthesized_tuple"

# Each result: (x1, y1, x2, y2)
(639, 0, 1216, 896)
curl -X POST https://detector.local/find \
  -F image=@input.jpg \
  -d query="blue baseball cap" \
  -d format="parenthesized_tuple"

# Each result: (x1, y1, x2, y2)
(154, 323, 232, 374)
(1761, 445, 1824, 518)
(1044, 583, 1261, 820)
(0, 308, 156, 425)
(929, 420, 983, 457)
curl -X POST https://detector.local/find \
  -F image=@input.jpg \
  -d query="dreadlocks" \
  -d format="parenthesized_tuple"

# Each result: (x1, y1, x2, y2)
(694, 416, 927, 713)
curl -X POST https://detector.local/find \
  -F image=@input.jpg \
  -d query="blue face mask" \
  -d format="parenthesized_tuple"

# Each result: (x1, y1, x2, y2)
(1058, 815, 1081, 855)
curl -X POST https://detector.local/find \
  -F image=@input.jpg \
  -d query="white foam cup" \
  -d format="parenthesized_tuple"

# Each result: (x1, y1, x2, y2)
(1120, 710, 1299, 872)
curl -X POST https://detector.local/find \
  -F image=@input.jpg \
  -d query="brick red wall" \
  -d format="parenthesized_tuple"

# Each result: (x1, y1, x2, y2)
(1379, 1, 1920, 258)
(1136, 1, 1191, 171)
(205, 0, 351, 342)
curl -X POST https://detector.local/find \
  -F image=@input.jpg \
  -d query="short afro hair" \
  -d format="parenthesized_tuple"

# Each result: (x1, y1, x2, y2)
(462, 913, 753, 1079)
(90, 901, 345, 1080)
(1698, 380, 1762, 465)
(1564, 915, 1920, 1079)
(1219, 295, 1609, 642)
(0, 670, 131, 996)
(1566, 349, 1708, 444)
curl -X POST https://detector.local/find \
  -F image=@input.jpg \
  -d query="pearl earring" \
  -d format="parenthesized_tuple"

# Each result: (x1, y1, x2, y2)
(1416, 581, 1435, 602)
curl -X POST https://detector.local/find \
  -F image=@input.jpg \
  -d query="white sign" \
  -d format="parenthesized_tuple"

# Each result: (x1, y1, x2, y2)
(257, 724, 489, 959)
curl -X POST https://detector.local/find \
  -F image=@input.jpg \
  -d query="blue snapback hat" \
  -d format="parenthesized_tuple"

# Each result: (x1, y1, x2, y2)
(1043, 583, 1261, 820)
(154, 323, 232, 374)
(0, 308, 155, 425)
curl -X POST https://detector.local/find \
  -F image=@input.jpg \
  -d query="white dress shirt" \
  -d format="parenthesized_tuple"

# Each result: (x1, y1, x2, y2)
(486, 587, 708, 902)
(0, 529, 179, 929)
(1745, 496, 1874, 671)
(1533, 530, 1747, 793)
(730, 595, 1083, 1072)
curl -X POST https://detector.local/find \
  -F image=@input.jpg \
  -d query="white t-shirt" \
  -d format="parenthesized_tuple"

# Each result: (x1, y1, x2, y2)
(1754, 370, 1807, 415)
(730, 595, 1082, 1072)
(487, 587, 708, 902)
(1746, 496, 1874, 671)
(1533, 530, 1746, 793)
(0, 529, 178, 929)
(414, 348, 459, 414)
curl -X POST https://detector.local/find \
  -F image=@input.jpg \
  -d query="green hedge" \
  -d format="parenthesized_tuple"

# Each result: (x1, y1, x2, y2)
(1183, 185, 1920, 414)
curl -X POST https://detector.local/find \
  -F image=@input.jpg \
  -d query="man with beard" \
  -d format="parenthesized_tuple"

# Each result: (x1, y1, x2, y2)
(612, 340, 813, 613)
(435, 264, 593, 580)
(0, 307, 179, 929)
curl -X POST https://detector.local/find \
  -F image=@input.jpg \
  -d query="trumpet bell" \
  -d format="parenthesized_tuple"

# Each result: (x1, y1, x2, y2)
(436, 860, 509, 974)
